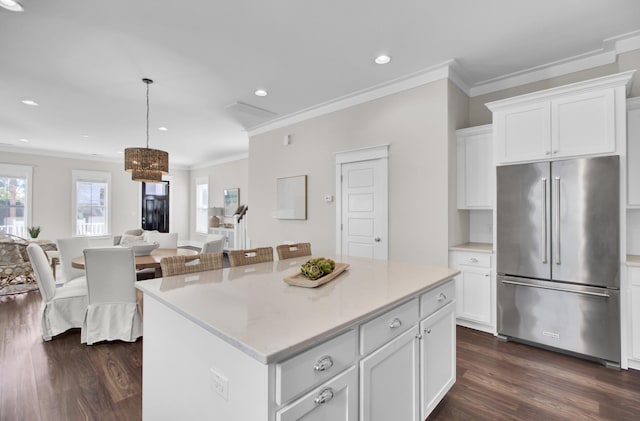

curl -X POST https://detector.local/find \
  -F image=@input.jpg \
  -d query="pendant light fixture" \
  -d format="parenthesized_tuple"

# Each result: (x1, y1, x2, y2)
(124, 78, 169, 182)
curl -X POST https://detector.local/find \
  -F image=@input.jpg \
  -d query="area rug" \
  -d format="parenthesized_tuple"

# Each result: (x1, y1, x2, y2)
(0, 282, 39, 296)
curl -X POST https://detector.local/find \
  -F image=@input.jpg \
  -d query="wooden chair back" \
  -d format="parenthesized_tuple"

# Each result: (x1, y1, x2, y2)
(228, 247, 274, 267)
(276, 243, 312, 260)
(160, 252, 224, 276)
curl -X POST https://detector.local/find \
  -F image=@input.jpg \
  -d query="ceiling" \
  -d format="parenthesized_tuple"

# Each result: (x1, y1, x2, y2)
(1, 0, 640, 168)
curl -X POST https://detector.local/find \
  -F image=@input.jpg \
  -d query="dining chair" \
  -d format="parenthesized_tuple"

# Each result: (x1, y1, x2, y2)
(81, 247, 142, 345)
(144, 231, 178, 248)
(276, 243, 312, 260)
(201, 234, 225, 254)
(228, 247, 274, 267)
(56, 237, 89, 286)
(160, 252, 224, 277)
(26, 243, 88, 341)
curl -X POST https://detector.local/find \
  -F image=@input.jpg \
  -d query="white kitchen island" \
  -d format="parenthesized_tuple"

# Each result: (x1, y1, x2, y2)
(136, 255, 459, 421)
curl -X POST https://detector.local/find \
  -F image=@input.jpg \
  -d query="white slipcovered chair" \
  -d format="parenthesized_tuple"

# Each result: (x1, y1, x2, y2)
(26, 243, 88, 341)
(56, 237, 89, 286)
(201, 234, 225, 254)
(144, 231, 178, 249)
(81, 247, 142, 345)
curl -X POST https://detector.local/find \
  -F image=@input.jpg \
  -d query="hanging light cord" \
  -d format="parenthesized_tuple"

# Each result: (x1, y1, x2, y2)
(143, 78, 153, 149)
(145, 79, 150, 149)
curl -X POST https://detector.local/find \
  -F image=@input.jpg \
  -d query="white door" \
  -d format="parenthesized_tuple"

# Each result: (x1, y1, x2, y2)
(340, 158, 388, 259)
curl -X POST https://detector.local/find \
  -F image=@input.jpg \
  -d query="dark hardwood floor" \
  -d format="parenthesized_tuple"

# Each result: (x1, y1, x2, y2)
(2, 290, 640, 420)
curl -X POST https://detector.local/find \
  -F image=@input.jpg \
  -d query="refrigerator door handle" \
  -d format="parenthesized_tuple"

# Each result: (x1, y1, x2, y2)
(541, 177, 547, 264)
(500, 279, 610, 298)
(554, 176, 561, 265)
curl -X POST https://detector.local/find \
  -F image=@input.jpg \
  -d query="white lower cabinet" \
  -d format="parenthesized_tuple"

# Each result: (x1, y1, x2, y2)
(357, 280, 456, 421)
(420, 301, 456, 418)
(629, 267, 640, 363)
(276, 367, 358, 421)
(449, 250, 494, 333)
(360, 327, 420, 421)
(274, 280, 456, 421)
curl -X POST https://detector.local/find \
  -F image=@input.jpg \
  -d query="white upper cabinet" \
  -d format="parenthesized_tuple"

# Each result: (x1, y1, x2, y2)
(628, 97, 640, 208)
(487, 71, 634, 165)
(456, 124, 493, 209)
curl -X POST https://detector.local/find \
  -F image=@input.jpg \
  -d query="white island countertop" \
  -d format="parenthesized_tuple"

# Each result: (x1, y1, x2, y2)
(136, 255, 458, 364)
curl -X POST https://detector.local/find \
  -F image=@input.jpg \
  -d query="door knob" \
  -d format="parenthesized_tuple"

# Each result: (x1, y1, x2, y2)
(374, 237, 381, 242)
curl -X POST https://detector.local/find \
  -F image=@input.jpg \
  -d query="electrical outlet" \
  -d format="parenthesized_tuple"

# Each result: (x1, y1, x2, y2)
(210, 368, 229, 400)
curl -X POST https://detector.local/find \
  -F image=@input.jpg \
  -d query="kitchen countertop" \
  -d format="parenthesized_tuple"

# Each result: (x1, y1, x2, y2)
(136, 255, 459, 364)
(449, 242, 493, 253)
(627, 255, 640, 267)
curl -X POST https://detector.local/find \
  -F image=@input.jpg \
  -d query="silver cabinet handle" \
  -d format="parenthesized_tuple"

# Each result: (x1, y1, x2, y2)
(541, 177, 548, 264)
(554, 176, 561, 265)
(424, 328, 432, 334)
(313, 356, 334, 372)
(314, 388, 334, 405)
(469, 257, 478, 263)
(545, 151, 551, 155)
(437, 292, 447, 302)
(389, 318, 402, 329)
(374, 237, 381, 242)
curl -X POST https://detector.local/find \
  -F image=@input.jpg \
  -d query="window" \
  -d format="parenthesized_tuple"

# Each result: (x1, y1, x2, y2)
(195, 177, 209, 234)
(72, 170, 111, 236)
(0, 164, 32, 238)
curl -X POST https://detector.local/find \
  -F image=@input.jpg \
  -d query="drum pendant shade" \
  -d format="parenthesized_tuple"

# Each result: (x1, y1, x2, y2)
(124, 78, 169, 182)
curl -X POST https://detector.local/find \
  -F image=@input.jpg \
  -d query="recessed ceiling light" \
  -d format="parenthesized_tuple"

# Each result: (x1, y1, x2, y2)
(0, 0, 24, 12)
(21, 99, 38, 106)
(374, 55, 392, 65)
(158, 127, 168, 131)
(117, 151, 123, 154)
(18, 138, 29, 143)
(81, 134, 90, 138)
(254, 89, 268, 97)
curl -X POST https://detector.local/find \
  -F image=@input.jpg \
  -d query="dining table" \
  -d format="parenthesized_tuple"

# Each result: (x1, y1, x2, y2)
(71, 247, 199, 278)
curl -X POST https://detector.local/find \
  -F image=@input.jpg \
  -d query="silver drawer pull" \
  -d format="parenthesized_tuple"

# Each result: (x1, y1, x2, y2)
(424, 328, 431, 334)
(437, 292, 447, 302)
(314, 388, 334, 405)
(389, 318, 402, 329)
(313, 356, 334, 372)
(469, 257, 479, 263)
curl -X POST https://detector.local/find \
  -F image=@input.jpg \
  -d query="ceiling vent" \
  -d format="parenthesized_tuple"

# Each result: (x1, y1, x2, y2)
(224, 102, 278, 129)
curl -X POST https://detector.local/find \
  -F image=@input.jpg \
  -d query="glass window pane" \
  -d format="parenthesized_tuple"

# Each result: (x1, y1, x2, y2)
(0, 175, 27, 237)
(75, 180, 107, 235)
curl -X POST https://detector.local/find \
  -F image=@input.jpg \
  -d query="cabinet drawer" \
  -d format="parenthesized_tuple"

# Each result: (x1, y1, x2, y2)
(453, 252, 491, 268)
(360, 298, 419, 356)
(276, 329, 357, 405)
(276, 367, 358, 421)
(420, 280, 455, 319)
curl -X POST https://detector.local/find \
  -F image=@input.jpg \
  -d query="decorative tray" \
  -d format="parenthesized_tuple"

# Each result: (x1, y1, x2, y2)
(283, 263, 350, 288)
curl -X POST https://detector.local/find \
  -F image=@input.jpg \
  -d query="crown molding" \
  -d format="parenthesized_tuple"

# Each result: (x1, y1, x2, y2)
(0, 144, 190, 171)
(469, 30, 640, 97)
(189, 153, 249, 170)
(248, 60, 457, 137)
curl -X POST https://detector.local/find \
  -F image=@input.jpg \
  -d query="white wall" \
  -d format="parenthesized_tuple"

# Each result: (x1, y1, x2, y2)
(448, 80, 471, 247)
(248, 79, 452, 266)
(189, 158, 248, 243)
(0, 151, 189, 242)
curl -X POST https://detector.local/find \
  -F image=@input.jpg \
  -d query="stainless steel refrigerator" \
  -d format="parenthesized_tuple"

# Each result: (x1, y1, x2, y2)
(496, 155, 620, 367)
